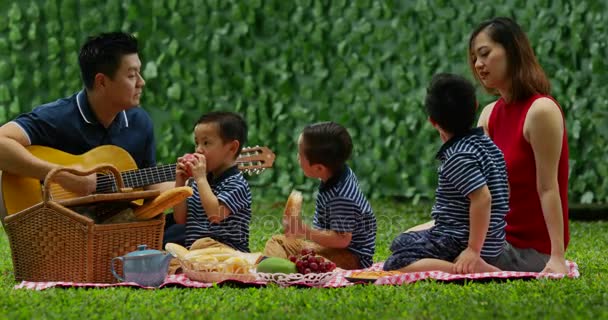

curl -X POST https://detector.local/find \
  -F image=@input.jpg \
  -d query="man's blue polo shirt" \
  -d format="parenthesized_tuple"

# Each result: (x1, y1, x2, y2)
(12, 90, 157, 169)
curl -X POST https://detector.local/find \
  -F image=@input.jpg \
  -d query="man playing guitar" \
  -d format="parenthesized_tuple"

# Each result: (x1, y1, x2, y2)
(0, 32, 172, 208)
(0, 31, 275, 222)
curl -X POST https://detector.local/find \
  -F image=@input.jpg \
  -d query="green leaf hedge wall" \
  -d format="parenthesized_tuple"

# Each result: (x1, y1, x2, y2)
(1, 0, 607, 204)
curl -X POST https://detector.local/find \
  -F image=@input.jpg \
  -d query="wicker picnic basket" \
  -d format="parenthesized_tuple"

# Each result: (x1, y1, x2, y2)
(3, 165, 165, 283)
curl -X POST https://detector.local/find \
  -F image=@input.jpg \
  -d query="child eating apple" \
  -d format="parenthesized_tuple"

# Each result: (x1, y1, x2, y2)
(166, 111, 253, 252)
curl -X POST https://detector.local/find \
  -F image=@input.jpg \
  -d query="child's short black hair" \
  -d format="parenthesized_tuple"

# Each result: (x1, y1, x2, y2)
(425, 73, 477, 135)
(301, 121, 352, 173)
(79, 32, 139, 90)
(196, 111, 247, 155)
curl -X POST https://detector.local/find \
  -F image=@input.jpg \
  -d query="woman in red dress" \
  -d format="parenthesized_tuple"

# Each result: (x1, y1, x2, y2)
(469, 17, 569, 273)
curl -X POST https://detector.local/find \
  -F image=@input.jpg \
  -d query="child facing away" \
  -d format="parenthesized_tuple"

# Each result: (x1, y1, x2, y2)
(383, 73, 509, 274)
(263, 122, 377, 270)
(169, 111, 252, 252)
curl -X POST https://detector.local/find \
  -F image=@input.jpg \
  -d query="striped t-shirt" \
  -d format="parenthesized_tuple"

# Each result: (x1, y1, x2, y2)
(313, 166, 377, 268)
(431, 127, 509, 258)
(185, 166, 252, 252)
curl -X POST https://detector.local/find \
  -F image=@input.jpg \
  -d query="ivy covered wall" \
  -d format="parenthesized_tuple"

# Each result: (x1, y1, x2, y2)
(1, 0, 607, 204)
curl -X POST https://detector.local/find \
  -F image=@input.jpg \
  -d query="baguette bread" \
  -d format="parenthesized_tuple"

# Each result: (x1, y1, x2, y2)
(284, 190, 303, 217)
(165, 243, 189, 260)
(134, 186, 193, 220)
(190, 237, 233, 250)
(184, 247, 236, 260)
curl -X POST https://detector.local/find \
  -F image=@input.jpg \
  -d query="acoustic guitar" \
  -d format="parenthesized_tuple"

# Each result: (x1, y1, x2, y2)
(0, 145, 275, 217)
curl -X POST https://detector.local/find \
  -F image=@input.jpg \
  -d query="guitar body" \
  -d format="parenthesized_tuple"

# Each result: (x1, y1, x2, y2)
(1, 145, 138, 216)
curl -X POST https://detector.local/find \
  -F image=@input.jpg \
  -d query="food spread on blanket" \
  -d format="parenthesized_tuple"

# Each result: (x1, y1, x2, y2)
(165, 243, 258, 275)
(161, 191, 336, 281)
(255, 249, 338, 274)
(166, 242, 339, 283)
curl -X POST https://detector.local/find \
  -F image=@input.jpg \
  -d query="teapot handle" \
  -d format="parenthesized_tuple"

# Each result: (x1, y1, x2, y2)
(111, 257, 125, 282)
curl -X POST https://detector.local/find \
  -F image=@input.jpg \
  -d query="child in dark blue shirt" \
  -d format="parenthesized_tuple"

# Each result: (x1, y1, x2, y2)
(171, 111, 252, 252)
(384, 73, 509, 273)
(264, 122, 377, 269)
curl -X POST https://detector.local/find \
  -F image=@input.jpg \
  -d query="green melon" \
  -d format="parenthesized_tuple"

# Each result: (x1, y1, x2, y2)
(256, 257, 298, 274)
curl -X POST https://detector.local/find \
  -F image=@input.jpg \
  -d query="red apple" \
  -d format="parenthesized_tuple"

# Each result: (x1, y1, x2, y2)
(181, 153, 196, 177)
(183, 153, 196, 162)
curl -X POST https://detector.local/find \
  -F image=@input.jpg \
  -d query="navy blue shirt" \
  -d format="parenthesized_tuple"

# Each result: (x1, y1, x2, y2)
(12, 90, 156, 169)
(431, 127, 509, 258)
(314, 166, 377, 268)
(185, 166, 252, 252)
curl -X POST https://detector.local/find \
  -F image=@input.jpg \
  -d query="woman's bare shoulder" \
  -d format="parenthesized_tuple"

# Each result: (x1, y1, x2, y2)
(529, 97, 562, 115)
(524, 97, 564, 140)
(527, 97, 564, 125)
(477, 100, 499, 133)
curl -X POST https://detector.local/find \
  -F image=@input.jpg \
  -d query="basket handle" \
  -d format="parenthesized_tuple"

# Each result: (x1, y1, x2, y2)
(43, 164, 127, 203)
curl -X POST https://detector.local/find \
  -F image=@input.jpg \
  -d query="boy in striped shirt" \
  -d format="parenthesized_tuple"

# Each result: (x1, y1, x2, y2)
(384, 73, 509, 273)
(264, 122, 377, 269)
(170, 111, 252, 252)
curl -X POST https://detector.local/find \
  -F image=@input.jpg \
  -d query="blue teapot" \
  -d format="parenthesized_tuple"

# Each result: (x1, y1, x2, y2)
(111, 244, 172, 287)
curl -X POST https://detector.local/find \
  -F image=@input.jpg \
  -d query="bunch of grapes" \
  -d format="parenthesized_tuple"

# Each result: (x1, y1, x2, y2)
(288, 248, 337, 274)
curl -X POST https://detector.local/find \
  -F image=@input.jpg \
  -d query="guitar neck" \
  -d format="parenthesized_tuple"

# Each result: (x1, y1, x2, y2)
(96, 164, 177, 193)
(94, 146, 274, 193)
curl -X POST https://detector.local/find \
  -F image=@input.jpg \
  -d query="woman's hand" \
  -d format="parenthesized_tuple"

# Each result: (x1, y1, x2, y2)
(541, 255, 568, 274)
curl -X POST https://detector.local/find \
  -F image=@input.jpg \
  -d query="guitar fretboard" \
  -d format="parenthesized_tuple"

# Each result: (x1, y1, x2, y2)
(93, 148, 270, 193)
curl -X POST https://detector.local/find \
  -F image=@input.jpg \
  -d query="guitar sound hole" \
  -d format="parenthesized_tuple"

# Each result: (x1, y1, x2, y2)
(96, 174, 118, 193)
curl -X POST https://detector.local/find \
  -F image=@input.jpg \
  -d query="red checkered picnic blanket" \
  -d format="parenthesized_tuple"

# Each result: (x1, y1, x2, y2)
(14, 260, 579, 290)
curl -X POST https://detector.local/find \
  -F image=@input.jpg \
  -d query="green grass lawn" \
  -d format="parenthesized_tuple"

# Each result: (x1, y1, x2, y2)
(1, 199, 607, 319)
